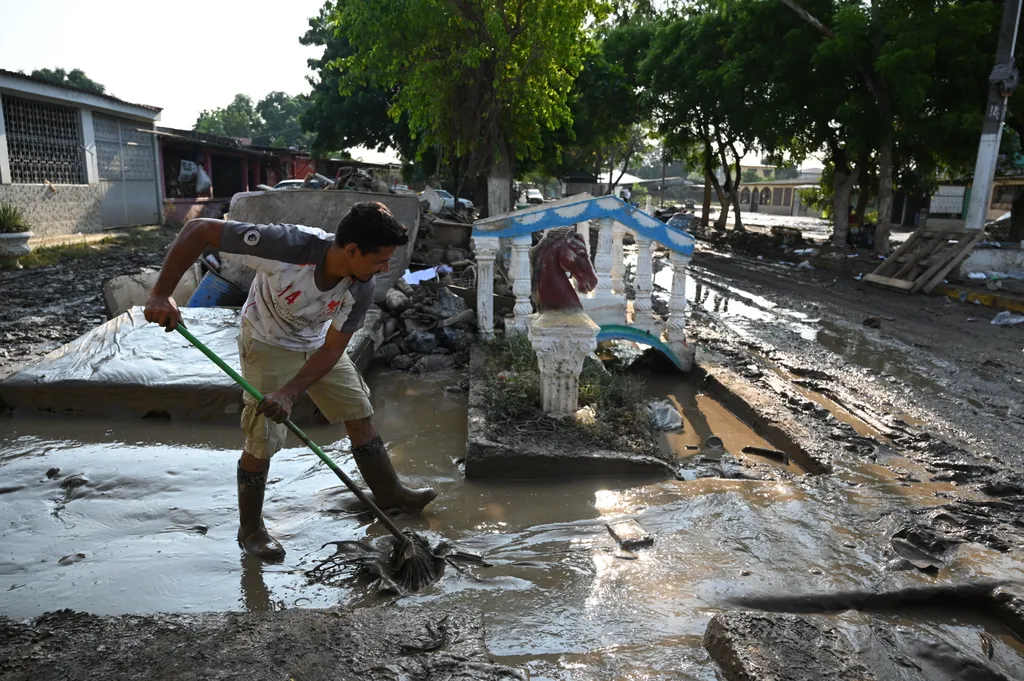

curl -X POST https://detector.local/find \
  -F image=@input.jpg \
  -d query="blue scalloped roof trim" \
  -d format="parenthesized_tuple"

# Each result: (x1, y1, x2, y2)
(472, 196, 695, 255)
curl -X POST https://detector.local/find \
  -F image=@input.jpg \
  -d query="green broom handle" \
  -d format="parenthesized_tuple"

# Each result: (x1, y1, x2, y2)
(173, 323, 406, 540)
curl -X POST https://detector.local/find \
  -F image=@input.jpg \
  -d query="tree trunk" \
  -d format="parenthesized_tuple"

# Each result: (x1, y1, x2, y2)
(708, 170, 728, 230)
(716, 144, 736, 230)
(874, 139, 894, 254)
(485, 142, 512, 218)
(701, 177, 712, 227)
(1009, 189, 1024, 241)
(832, 159, 861, 246)
(660, 159, 667, 207)
(731, 151, 744, 232)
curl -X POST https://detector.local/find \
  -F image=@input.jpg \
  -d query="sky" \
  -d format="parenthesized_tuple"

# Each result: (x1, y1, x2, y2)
(0, 0, 815, 170)
(0, 0, 324, 128)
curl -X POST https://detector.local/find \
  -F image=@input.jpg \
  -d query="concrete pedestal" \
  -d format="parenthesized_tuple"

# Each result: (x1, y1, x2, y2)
(528, 310, 599, 416)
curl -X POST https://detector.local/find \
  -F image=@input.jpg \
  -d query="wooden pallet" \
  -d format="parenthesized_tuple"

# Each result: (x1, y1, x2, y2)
(863, 225, 984, 294)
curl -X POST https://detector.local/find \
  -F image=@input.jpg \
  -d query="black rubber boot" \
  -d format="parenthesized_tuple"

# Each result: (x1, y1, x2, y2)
(352, 436, 436, 514)
(237, 464, 286, 562)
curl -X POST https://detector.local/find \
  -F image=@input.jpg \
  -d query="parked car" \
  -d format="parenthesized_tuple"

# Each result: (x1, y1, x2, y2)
(433, 189, 474, 212)
(667, 212, 697, 231)
(272, 178, 330, 190)
(525, 188, 545, 205)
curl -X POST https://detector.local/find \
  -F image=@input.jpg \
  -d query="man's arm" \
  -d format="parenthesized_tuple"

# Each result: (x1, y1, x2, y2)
(258, 326, 353, 423)
(145, 218, 225, 331)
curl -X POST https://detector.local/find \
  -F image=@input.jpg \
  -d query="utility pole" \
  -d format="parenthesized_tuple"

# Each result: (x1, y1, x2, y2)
(964, 0, 1023, 230)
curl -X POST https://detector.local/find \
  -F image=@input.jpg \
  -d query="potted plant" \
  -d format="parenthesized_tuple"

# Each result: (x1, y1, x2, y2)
(0, 202, 33, 269)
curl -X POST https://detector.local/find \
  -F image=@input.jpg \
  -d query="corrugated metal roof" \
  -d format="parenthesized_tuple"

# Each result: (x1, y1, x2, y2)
(0, 69, 162, 112)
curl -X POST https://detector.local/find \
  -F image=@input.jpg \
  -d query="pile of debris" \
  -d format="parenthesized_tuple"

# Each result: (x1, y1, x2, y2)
(375, 279, 477, 373)
(267, 168, 394, 194)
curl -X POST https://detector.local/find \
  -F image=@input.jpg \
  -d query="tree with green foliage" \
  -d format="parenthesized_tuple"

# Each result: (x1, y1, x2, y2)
(195, 93, 313, 149)
(195, 94, 263, 139)
(300, 3, 416, 160)
(644, 9, 761, 231)
(320, 0, 608, 215)
(255, 92, 312, 147)
(741, 0, 998, 250)
(27, 68, 106, 95)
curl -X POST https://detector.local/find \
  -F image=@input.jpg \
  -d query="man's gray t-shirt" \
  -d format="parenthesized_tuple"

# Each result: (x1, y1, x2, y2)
(219, 221, 374, 351)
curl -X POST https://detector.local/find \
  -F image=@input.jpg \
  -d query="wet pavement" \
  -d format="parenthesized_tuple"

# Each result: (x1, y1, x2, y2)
(3, 363, 1023, 679)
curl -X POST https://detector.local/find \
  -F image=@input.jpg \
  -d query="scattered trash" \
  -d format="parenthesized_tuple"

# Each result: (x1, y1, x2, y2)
(756, 255, 764, 261)
(676, 469, 698, 481)
(796, 260, 814, 270)
(384, 288, 410, 312)
(967, 272, 988, 280)
(575, 405, 597, 425)
(854, 273, 864, 281)
(991, 311, 1024, 326)
(57, 552, 87, 566)
(402, 265, 452, 285)
(847, 254, 859, 258)
(741, 446, 791, 466)
(703, 435, 725, 462)
(793, 248, 817, 256)
(863, 316, 882, 329)
(606, 519, 654, 550)
(966, 317, 978, 322)
(647, 400, 683, 431)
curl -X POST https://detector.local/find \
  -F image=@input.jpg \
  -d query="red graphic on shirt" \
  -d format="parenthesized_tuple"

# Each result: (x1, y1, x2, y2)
(284, 290, 302, 305)
(326, 300, 341, 314)
(278, 284, 293, 297)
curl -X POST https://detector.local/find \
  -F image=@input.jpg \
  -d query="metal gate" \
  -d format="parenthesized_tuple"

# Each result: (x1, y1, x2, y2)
(93, 114, 160, 227)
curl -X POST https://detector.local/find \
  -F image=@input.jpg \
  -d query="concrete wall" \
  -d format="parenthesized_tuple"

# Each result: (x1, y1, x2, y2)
(0, 183, 102, 237)
(958, 245, 1024, 278)
(229, 189, 420, 302)
(162, 198, 229, 226)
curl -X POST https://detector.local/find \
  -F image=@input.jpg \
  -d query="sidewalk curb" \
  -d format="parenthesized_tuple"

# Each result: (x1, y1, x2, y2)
(931, 284, 1024, 314)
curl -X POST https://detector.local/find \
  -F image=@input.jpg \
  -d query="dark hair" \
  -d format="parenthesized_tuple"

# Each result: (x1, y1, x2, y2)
(335, 201, 409, 253)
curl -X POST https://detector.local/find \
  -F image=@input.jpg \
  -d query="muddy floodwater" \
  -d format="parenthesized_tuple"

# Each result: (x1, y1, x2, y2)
(3, 364, 1024, 679)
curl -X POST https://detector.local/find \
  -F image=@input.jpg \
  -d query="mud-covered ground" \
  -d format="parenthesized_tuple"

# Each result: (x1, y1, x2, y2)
(687, 243, 1024, 469)
(2, 227, 1024, 679)
(0, 228, 178, 381)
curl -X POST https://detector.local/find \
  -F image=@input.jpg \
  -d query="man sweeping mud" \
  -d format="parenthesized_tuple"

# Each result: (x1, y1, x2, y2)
(144, 201, 436, 562)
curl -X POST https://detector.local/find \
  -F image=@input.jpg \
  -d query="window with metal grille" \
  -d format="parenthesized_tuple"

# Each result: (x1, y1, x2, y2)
(2, 94, 87, 184)
(772, 188, 784, 206)
(783, 188, 793, 207)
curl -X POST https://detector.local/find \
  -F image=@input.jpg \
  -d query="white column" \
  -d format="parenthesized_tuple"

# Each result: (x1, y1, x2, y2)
(80, 109, 98, 185)
(632, 236, 657, 335)
(576, 221, 590, 258)
(509, 233, 533, 335)
(472, 237, 499, 340)
(645, 196, 653, 213)
(610, 223, 626, 295)
(592, 217, 614, 296)
(665, 249, 694, 370)
(0, 97, 10, 184)
(583, 217, 626, 325)
(529, 311, 600, 416)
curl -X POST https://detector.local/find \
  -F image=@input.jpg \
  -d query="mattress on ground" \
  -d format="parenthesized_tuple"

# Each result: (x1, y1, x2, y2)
(0, 307, 381, 421)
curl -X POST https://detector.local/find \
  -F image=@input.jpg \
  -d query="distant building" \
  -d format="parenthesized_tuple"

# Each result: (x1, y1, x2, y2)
(739, 170, 824, 218)
(0, 69, 163, 237)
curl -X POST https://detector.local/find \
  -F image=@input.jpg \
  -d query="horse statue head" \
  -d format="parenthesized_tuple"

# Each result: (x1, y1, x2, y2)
(530, 227, 598, 312)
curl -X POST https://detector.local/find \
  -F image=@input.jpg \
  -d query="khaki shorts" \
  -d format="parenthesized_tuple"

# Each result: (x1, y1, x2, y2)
(238, 322, 373, 459)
